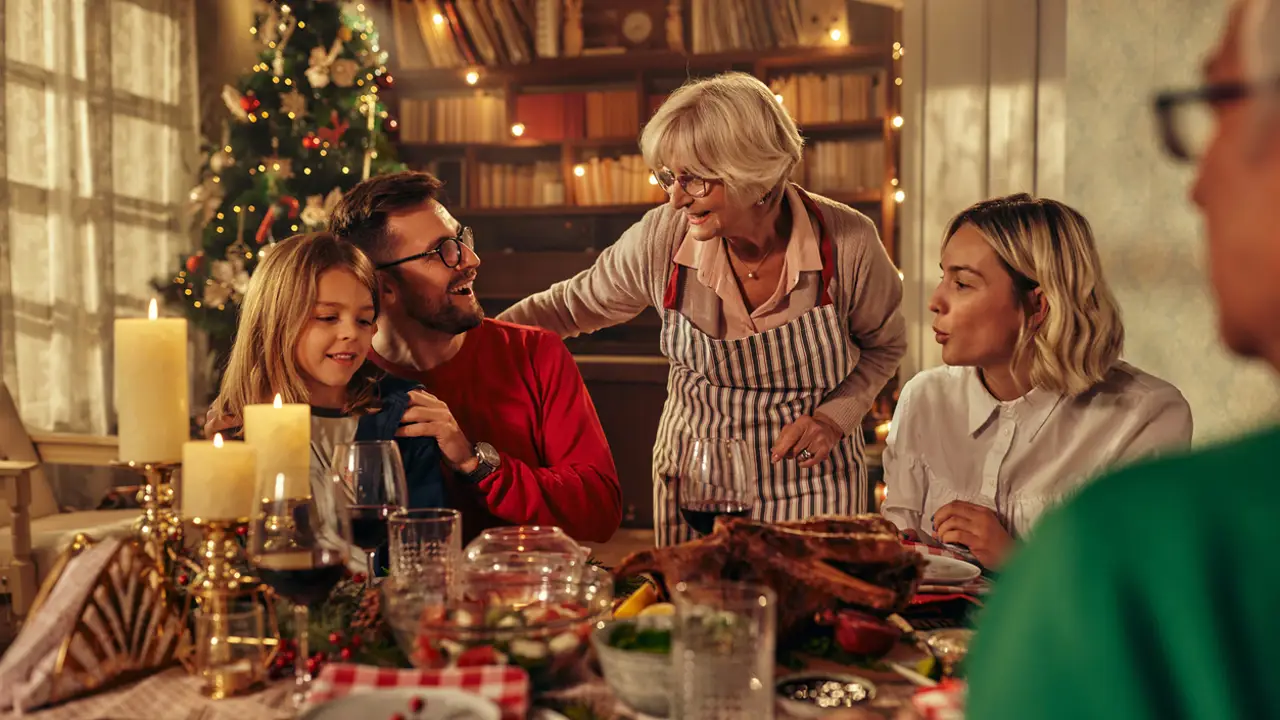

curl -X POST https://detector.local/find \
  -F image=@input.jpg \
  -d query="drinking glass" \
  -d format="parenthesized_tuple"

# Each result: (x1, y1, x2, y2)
(247, 469, 351, 707)
(388, 508, 462, 595)
(193, 604, 268, 699)
(671, 581, 777, 720)
(330, 441, 408, 586)
(678, 438, 757, 536)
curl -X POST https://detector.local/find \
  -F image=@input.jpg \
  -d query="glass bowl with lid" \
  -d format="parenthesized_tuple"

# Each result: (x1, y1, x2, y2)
(461, 526, 590, 580)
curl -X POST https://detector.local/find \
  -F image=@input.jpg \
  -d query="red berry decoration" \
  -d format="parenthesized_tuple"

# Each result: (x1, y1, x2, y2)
(349, 634, 361, 648)
(240, 93, 261, 113)
(409, 697, 425, 713)
(235, 525, 248, 537)
(302, 133, 322, 149)
(329, 632, 341, 645)
(351, 572, 367, 584)
(339, 647, 352, 661)
(177, 573, 188, 585)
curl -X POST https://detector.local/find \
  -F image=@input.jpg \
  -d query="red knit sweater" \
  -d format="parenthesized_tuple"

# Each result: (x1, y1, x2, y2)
(370, 319, 622, 543)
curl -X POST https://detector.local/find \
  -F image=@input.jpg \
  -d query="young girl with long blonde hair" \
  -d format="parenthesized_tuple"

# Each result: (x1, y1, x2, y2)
(209, 232, 444, 509)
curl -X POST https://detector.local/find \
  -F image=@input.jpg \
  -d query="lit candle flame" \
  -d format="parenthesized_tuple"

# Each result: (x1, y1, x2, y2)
(148, 298, 158, 320)
(213, 433, 224, 448)
(273, 393, 283, 408)
(275, 472, 285, 499)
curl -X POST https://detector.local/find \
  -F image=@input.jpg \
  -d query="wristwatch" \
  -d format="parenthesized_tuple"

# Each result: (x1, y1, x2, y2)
(463, 442, 500, 483)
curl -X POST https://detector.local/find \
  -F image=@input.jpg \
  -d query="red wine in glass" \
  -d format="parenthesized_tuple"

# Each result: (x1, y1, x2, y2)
(679, 500, 752, 535)
(254, 552, 348, 606)
(349, 504, 393, 551)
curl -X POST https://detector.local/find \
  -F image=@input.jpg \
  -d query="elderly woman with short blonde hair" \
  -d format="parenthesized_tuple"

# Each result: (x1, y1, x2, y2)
(500, 71, 907, 546)
(881, 194, 1193, 568)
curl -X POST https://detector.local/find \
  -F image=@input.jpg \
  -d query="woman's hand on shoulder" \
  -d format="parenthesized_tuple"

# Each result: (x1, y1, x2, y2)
(770, 414, 844, 469)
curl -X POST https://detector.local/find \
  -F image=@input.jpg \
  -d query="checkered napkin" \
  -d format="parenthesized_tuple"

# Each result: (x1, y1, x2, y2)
(904, 541, 990, 598)
(911, 678, 966, 720)
(301, 663, 530, 719)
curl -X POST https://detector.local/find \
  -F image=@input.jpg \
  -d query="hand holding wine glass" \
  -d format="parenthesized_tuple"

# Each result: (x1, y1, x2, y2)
(247, 468, 351, 708)
(678, 437, 757, 536)
(330, 441, 409, 585)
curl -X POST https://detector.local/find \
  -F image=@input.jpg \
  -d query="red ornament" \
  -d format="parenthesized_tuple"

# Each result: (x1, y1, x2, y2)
(328, 632, 341, 645)
(184, 252, 204, 273)
(316, 110, 350, 145)
(302, 133, 321, 150)
(339, 647, 352, 661)
(240, 94, 261, 113)
(177, 573, 189, 585)
(351, 572, 367, 585)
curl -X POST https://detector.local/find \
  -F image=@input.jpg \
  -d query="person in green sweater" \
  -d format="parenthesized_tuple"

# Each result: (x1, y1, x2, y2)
(966, 1, 1280, 718)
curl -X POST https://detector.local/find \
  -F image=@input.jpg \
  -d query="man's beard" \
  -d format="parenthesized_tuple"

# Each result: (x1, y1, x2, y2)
(407, 290, 485, 335)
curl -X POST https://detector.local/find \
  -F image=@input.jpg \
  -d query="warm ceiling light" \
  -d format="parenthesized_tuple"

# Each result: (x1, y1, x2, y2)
(829, 28, 842, 42)
(511, 123, 525, 137)
(573, 165, 586, 177)
(432, 13, 444, 25)
(465, 70, 479, 85)
(892, 115, 904, 128)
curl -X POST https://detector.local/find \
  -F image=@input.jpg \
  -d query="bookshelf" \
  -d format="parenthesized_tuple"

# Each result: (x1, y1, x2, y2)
(376, 0, 902, 528)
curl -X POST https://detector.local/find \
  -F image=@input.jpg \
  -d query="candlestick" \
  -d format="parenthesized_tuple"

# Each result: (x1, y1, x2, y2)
(243, 394, 310, 497)
(114, 460, 183, 576)
(183, 434, 257, 521)
(114, 299, 190, 463)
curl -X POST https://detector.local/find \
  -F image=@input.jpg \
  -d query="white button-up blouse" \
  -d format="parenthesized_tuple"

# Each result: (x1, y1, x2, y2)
(881, 362, 1193, 539)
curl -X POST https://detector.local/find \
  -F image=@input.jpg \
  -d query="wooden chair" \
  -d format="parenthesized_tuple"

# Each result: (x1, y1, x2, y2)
(0, 385, 140, 620)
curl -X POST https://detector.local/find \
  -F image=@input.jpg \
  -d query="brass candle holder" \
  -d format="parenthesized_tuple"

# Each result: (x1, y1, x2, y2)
(113, 460, 183, 576)
(184, 516, 280, 699)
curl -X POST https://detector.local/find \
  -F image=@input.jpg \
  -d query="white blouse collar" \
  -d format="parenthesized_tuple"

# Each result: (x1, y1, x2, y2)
(964, 367, 1063, 441)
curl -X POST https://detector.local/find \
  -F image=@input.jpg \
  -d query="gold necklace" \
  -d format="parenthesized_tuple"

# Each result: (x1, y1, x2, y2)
(726, 238, 774, 280)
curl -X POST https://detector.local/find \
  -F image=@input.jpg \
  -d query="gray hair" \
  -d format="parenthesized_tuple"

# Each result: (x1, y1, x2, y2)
(640, 71, 804, 205)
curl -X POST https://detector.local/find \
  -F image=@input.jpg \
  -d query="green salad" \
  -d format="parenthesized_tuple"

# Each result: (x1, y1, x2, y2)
(608, 624, 672, 654)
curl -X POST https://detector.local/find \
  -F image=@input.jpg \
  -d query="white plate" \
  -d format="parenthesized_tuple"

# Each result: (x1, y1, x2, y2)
(300, 688, 501, 720)
(914, 549, 981, 584)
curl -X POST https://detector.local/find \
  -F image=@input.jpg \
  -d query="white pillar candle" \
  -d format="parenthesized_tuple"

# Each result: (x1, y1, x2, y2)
(243, 394, 310, 497)
(182, 433, 257, 521)
(114, 299, 190, 463)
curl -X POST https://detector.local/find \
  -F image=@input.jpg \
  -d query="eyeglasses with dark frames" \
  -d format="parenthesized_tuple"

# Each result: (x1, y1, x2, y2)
(651, 168, 717, 198)
(374, 226, 475, 270)
(1153, 80, 1262, 161)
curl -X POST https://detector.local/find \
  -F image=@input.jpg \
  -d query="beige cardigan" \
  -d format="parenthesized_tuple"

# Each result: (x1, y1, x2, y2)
(498, 189, 907, 435)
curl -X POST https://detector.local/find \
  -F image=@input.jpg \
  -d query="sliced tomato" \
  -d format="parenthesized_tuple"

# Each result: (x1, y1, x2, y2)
(455, 645, 501, 667)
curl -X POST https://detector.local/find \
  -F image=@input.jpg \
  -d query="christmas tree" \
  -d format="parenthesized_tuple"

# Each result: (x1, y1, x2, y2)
(160, 0, 404, 345)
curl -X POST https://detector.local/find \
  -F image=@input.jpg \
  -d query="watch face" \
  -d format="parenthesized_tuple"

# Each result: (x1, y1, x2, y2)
(475, 442, 500, 467)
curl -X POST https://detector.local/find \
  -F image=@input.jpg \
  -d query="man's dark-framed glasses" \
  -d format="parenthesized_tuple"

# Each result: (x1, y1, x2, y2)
(1153, 80, 1260, 161)
(375, 226, 475, 270)
(651, 168, 715, 198)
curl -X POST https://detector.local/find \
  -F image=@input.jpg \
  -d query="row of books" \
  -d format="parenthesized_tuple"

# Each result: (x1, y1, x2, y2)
(793, 140, 886, 194)
(474, 161, 564, 208)
(691, 0, 809, 54)
(573, 155, 667, 206)
(398, 95, 509, 143)
(391, 0, 538, 69)
(514, 91, 640, 141)
(773, 71, 890, 125)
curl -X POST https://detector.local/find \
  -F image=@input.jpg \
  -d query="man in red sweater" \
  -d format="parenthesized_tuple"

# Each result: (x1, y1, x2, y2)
(328, 171, 622, 543)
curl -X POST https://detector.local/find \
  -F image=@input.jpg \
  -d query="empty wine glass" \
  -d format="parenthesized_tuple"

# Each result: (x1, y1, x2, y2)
(330, 441, 408, 585)
(247, 468, 351, 708)
(678, 438, 757, 536)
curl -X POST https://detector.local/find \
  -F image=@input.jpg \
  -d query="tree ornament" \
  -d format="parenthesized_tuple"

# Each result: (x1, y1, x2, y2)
(300, 188, 344, 229)
(306, 39, 344, 89)
(280, 89, 308, 118)
(185, 252, 204, 273)
(240, 93, 261, 113)
(317, 111, 350, 146)
(302, 133, 321, 150)
(330, 58, 359, 88)
(221, 85, 249, 122)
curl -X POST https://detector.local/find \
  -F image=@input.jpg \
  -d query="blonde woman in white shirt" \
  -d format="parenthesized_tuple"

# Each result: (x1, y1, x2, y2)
(881, 194, 1192, 568)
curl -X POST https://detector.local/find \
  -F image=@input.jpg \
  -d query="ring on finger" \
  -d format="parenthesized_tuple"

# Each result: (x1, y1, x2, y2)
(798, 449, 814, 461)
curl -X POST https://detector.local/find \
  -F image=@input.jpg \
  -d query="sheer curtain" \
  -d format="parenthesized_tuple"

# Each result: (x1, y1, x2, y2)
(2, 0, 199, 435)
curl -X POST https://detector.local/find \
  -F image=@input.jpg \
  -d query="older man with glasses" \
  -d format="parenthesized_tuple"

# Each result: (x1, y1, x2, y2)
(327, 170, 623, 544)
(965, 2, 1280, 717)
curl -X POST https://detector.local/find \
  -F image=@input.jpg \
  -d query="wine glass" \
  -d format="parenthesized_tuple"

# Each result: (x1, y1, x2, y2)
(330, 441, 408, 586)
(678, 438, 757, 536)
(247, 468, 351, 707)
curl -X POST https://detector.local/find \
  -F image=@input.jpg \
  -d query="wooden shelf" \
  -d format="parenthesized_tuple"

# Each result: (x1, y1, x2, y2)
(393, 44, 894, 92)
(462, 203, 658, 217)
(398, 120, 882, 155)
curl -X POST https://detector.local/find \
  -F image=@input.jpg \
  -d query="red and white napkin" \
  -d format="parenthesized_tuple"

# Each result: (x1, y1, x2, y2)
(302, 663, 530, 720)
(912, 678, 966, 720)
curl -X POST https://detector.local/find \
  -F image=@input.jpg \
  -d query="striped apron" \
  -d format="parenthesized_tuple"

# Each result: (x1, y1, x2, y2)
(651, 192, 867, 546)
